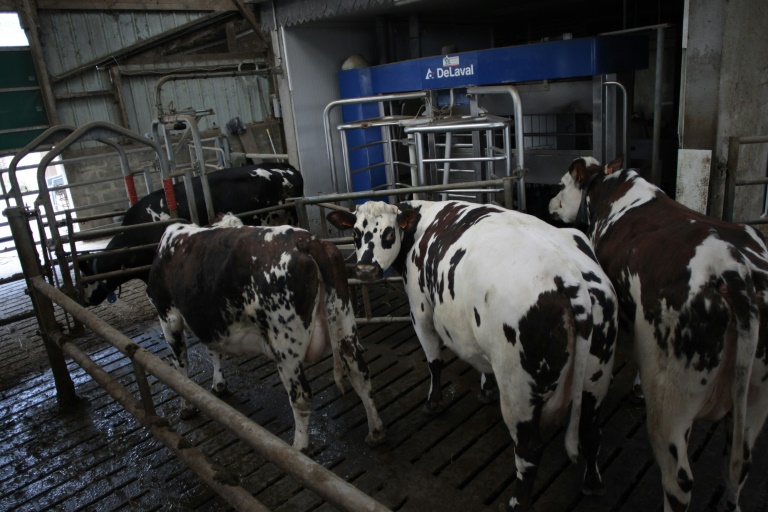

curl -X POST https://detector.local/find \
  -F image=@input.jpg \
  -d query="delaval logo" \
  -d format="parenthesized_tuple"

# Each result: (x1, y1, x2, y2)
(424, 55, 475, 80)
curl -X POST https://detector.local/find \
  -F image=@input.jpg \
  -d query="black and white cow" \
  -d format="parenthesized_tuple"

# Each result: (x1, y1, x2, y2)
(328, 200, 618, 511)
(145, 214, 385, 451)
(79, 163, 303, 306)
(549, 155, 768, 512)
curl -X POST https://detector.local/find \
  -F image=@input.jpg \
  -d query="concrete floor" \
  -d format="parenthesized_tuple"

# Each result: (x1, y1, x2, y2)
(0, 275, 767, 512)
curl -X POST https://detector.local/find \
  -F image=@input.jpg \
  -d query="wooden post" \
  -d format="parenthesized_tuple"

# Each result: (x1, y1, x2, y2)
(109, 66, 132, 130)
(4, 206, 79, 411)
(19, 0, 59, 126)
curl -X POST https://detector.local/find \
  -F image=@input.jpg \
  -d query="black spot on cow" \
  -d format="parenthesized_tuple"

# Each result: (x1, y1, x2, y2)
(582, 271, 601, 283)
(669, 443, 678, 461)
(677, 467, 693, 493)
(573, 235, 599, 263)
(448, 248, 466, 299)
(503, 324, 517, 345)
(590, 369, 603, 382)
(381, 226, 395, 249)
(474, 308, 481, 327)
(517, 288, 570, 395)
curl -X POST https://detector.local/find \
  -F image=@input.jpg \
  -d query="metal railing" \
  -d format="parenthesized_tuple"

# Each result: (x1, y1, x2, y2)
(6, 205, 390, 512)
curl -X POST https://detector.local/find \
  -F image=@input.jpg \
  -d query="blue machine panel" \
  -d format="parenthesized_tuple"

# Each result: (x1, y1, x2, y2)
(337, 35, 649, 194)
(344, 35, 649, 95)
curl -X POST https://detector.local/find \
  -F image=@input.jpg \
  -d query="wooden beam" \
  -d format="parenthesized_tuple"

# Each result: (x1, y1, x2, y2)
(108, 67, 132, 129)
(231, 0, 266, 48)
(122, 52, 262, 69)
(34, 0, 246, 10)
(50, 11, 238, 83)
(18, 0, 60, 125)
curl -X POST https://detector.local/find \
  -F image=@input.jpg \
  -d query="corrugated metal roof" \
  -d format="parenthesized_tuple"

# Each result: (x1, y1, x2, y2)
(262, 0, 393, 29)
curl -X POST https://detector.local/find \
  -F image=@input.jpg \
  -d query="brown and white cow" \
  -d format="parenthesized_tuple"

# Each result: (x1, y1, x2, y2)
(549, 156, 768, 512)
(146, 215, 385, 451)
(328, 200, 618, 511)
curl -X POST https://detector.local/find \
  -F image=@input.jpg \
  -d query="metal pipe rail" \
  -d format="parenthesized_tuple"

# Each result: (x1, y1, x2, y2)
(30, 275, 391, 512)
(724, 135, 768, 222)
(295, 177, 519, 323)
(55, 332, 269, 512)
(323, 92, 428, 194)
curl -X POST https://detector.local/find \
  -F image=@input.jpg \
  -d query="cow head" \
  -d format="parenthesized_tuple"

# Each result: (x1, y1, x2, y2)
(77, 258, 118, 306)
(548, 155, 623, 226)
(327, 201, 420, 281)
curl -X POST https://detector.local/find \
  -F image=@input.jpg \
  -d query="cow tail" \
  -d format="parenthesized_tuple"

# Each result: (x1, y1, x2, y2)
(722, 266, 759, 496)
(564, 280, 594, 464)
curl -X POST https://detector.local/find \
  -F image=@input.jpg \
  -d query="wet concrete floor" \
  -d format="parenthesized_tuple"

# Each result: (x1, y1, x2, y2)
(1, 279, 767, 512)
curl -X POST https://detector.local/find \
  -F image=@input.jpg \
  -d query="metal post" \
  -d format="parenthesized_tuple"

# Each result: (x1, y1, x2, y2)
(503, 177, 514, 210)
(724, 136, 741, 222)
(295, 197, 310, 231)
(603, 81, 629, 165)
(133, 362, 157, 417)
(652, 26, 665, 187)
(4, 206, 79, 410)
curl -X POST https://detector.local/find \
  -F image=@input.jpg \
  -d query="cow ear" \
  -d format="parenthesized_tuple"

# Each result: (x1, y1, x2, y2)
(570, 159, 588, 185)
(326, 210, 356, 229)
(397, 210, 420, 233)
(605, 155, 624, 174)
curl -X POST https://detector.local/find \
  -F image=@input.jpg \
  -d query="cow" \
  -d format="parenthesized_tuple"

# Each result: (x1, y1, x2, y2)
(78, 163, 303, 306)
(548, 155, 768, 512)
(145, 214, 385, 451)
(327, 200, 618, 511)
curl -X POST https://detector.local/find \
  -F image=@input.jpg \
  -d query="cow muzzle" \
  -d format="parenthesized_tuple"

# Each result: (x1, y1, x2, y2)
(356, 263, 384, 282)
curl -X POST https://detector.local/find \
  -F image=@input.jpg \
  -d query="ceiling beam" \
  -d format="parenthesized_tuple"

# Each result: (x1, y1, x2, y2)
(32, 0, 257, 11)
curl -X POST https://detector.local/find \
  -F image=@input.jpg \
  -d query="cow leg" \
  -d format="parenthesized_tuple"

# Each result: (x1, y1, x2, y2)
(579, 349, 614, 496)
(276, 358, 313, 452)
(719, 376, 768, 512)
(336, 334, 386, 447)
(645, 393, 695, 512)
(478, 372, 499, 404)
(206, 348, 228, 396)
(499, 392, 544, 511)
(411, 315, 444, 414)
(579, 390, 605, 496)
(159, 312, 197, 419)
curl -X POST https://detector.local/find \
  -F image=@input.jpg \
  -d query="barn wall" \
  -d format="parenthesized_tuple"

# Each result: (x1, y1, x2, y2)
(280, 23, 378, 232)
(715, 0, 768, 221)
(36, 9, 271, 138)
(681, 0, 768, 220)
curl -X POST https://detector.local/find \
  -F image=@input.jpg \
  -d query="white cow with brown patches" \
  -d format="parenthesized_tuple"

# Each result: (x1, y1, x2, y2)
(549, 155, 768, 512)
(329, 200, 618, 511)
(146, 215, 385, 451)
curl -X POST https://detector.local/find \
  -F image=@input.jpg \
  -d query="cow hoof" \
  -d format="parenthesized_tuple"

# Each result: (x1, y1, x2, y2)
(581, 480, 606, 496)
(422, 401, 443, 415)
(477, 387, 499, 404)
(211, 383, 230, 397)
(178, 407, 199, 420)
(365, 428, 387, 447)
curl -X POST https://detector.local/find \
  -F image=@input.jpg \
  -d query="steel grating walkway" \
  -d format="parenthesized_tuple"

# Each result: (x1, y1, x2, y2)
(1, 282, 767, 512)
